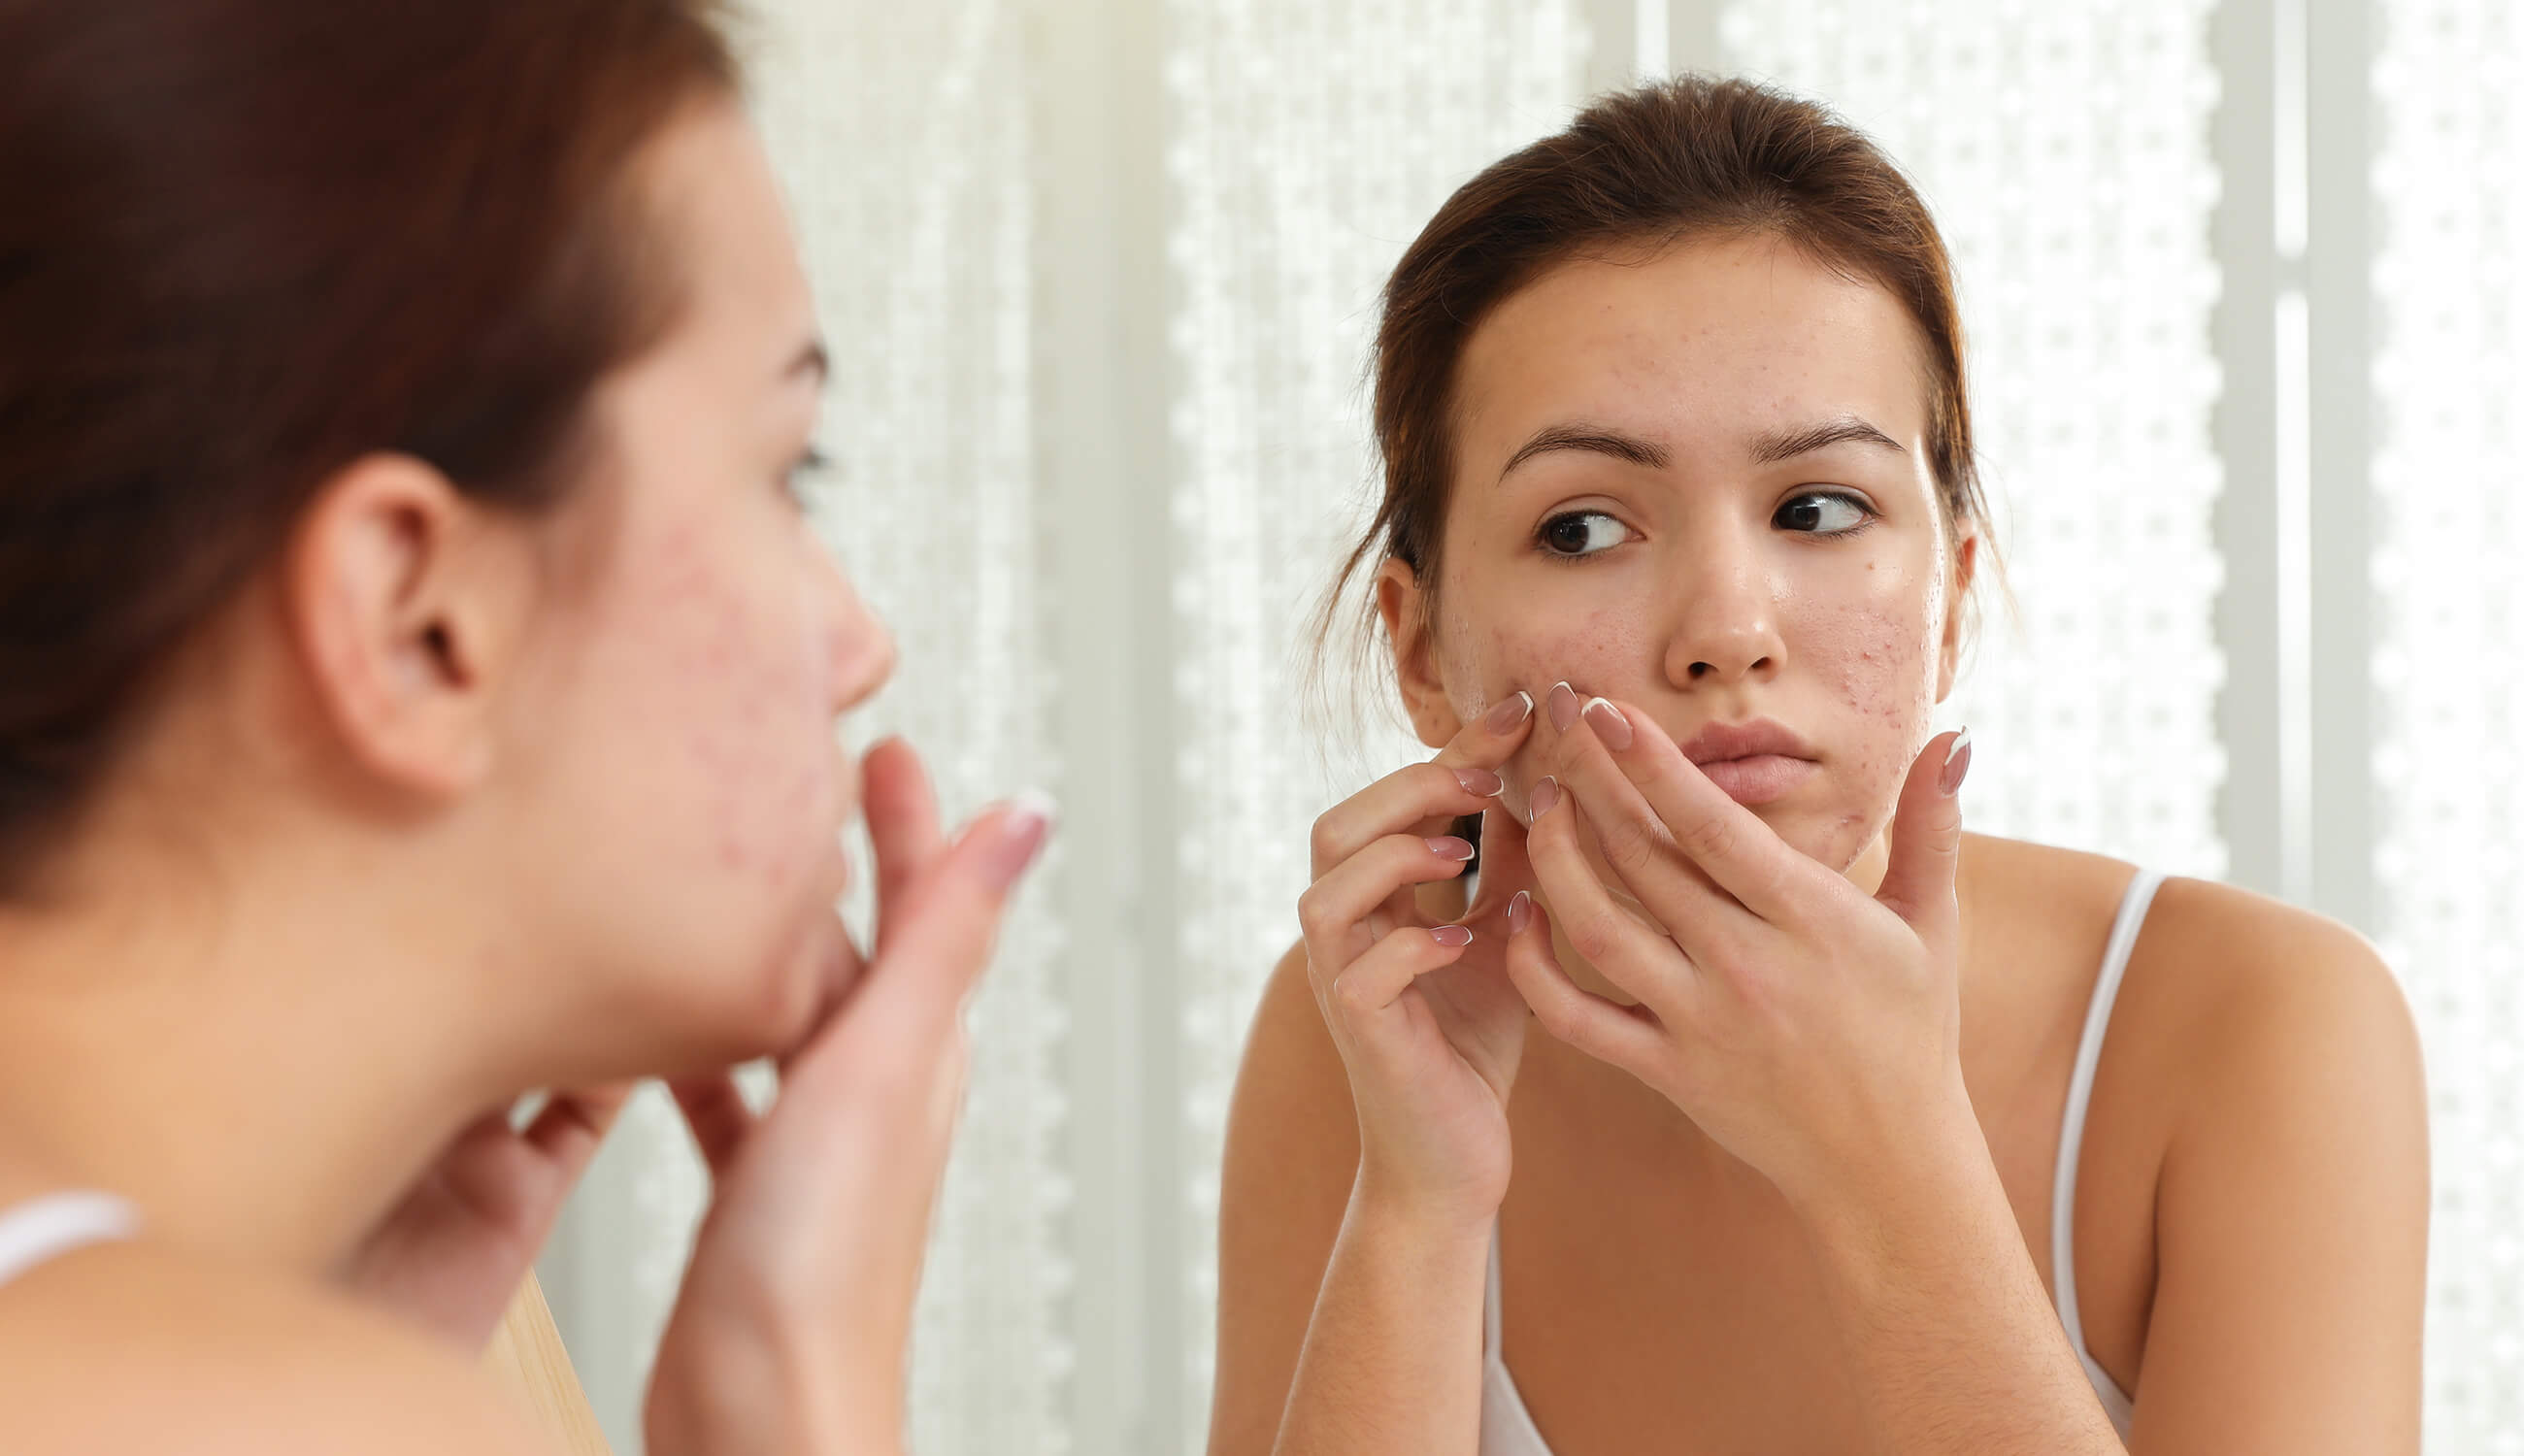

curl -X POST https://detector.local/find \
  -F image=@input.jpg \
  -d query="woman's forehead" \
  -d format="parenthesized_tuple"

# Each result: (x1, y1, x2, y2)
(1453, 236, 1934, 468)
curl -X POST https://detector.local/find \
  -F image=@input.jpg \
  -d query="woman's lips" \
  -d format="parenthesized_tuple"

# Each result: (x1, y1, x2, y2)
(1695, 752, 1818, 807)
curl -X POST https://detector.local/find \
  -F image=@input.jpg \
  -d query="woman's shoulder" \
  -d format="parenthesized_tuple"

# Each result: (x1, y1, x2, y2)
(1968, 827, 2403, 1044)
(1971, 832, 2419, 1117)
(2133, 872, 2419, 1108)
(0, 1234, 546, 1456)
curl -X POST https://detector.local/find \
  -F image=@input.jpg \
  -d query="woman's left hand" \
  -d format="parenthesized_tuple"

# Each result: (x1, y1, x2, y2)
(1503, 683, 1976, 1218)
(336, 1084, 632, 1348)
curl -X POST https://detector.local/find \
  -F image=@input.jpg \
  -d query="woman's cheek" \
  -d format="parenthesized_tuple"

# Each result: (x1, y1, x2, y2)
(1800, 597, 1942, 865)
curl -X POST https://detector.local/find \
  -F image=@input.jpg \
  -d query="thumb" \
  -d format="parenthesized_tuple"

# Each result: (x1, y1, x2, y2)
(1876, 728, 1970, 936)
(788, 792, 1055, 1098)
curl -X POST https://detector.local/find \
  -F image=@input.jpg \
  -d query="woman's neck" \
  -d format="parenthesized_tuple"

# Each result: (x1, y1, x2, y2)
(0, 827, 511, 1274)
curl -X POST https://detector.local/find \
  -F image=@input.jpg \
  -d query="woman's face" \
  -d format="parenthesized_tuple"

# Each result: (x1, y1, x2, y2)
(499, 99, 888, 1073)
(1387, 232, 1971, 884)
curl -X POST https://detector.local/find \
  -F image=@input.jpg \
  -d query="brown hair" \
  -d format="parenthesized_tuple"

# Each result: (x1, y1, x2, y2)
(1323, 75, 1994, 698)
(0, 0, 742, 895)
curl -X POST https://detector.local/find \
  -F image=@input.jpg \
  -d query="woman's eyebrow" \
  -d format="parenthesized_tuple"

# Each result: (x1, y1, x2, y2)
(1747, 413, 1905, 464)
(1497, 422, 1670, 480)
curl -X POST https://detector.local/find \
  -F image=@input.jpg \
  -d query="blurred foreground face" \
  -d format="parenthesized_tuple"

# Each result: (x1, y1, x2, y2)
(499, 98, 895, 1070)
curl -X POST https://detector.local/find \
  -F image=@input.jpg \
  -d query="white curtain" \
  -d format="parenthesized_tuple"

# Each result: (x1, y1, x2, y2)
(534, 2, 2524, 1451)
(2373, 0, 2524, 1444)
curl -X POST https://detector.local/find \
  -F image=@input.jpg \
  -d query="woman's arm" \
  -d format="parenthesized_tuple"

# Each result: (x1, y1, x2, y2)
(1795, 1103, 2132, 1452)
(1209, 946, 1490, 1456)
(1797, 892, 2426, 1454)
(2109, 893, 2427, 1453)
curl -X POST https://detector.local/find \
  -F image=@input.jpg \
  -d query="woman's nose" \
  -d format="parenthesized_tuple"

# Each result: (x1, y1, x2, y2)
(1659, 536, 1786, 690)
(820, 553, 895, 715)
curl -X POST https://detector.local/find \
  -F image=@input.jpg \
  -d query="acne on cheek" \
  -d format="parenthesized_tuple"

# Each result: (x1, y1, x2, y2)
(634, 524, 837, 892)
(1804, 599, 1940, 864)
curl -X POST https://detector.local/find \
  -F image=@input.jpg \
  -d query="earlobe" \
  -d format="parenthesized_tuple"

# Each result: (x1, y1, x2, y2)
(1374, 558, 1463, 749)
(282, 453, 519, 800)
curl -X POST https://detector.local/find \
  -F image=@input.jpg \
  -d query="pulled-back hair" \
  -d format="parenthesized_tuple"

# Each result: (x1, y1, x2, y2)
(0, 0, 742, 895)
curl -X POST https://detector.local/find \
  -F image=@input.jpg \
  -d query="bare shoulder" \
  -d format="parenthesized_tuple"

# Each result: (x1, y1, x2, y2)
(0, 1239, 547, 1456)
(1207, 942, 1360, 1456)
(2135, 872, 2420, 1102)
(1967, 831, 2417, 1076)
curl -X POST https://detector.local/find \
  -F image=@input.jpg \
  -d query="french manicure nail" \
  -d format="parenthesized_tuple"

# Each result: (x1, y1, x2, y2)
(1431, 924, 1475, 948)
(1425, 835, 1477, 862)
(1939, 728, 1974, 797)
(1581, 697, 1633, 750)
(1528, 776, 1561, 820)
(1547, 681, 1581, 731)
(984, 790, 1057, 889)
(1485, 691, 1535, 734)
(1508, 890, 1533, 936)
(1454, 766, 1504, 797)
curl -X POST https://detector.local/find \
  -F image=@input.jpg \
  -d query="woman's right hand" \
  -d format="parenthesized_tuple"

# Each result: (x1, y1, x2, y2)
(643, 738, 1050, 1456)
(1299, 691, 1540, 1229)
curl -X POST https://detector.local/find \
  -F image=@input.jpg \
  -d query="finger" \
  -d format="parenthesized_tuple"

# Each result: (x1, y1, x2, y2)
(1874, 728, 1969, 942)
(1501, 891, 1665, 1074)
(791, 794, 1055, 1093)
(1296, 832, 1473, 954)
(864, 736, 947, 951)
(1549, 687, 1814, 923)
(1308, 692, 1536, 876)
(1326, 921, 1477, 1026)
(520, 1082, 634, 1168)
(1539, 686, 1751, 947)
(1524, 775, 1695, 1013)
(669, 1074, 755, 1181)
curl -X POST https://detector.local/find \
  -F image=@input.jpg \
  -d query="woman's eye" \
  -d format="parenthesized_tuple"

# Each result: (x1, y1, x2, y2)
(1774, 491, 1871, 535)
(783, 446, 834, 506)
(1538, 511, 1629, 558)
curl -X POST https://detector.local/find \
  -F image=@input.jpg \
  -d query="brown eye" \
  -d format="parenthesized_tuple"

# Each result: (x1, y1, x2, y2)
(1775, 492, 1869, 534)
(1538, 511, 1626, 557)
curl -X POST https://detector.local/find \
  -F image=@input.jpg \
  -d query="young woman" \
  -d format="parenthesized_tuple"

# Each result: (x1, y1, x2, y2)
(1212, 80, 2427, 1454)
(0, 3, 1048, 1452)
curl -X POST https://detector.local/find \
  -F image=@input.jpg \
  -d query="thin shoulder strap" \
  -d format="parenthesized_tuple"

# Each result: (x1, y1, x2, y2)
(2051, 871, 2164, 1351)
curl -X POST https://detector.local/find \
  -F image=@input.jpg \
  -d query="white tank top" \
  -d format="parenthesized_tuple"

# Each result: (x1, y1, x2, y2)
(1480, 871, 2165, 1450)
(0, 1190, 141, 1291)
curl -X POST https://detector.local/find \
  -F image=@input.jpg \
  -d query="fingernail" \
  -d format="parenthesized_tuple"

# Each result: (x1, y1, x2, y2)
(1508, 890, 1532, 936)
(1581, 697, 1632, 750)
(1425, 835, 1477, 862)
(1939, 728, 1973, 797)
(1528, 776, 1560, 820)
(1431, 924, 1475, 948)
(1454, 766, 1504, 797)
(984, 790, 1057, 888)
(1485, 691, 1535, 734)
(1547, 681, 1581, 731)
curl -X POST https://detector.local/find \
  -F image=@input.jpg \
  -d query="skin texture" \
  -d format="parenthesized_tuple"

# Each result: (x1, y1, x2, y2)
(1212, 235, 2427, 1455)
(0, 97, 1048, 1456)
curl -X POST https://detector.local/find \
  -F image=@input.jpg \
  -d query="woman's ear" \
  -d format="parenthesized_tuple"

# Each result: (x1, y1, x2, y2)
(280, 452, 537, 801)
(1375, 557, 1464, 749)
(1936, 531, 1980, 703)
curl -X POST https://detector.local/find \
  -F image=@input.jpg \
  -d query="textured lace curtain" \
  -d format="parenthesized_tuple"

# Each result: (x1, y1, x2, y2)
(531, 2, 2524, 1452)
(2373, 0, 2524, 1444)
